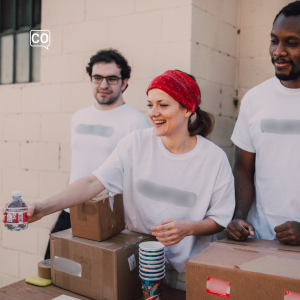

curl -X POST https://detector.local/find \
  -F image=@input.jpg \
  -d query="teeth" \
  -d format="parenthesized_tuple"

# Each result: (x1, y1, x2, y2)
(154, 121, 165, 124)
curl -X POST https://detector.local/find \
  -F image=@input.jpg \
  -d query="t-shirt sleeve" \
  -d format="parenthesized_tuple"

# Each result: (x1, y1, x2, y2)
(130, 116, 150, 131)
(231, 94, 256, 153)
(205, 154, 235, 228)
(92, 141, 125, 195)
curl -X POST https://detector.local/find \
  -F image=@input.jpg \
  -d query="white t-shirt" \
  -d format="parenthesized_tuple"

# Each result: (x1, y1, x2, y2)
(93, 128, 235, 273)
(231, 77, 300, 240)
(64, 103, 150, 212)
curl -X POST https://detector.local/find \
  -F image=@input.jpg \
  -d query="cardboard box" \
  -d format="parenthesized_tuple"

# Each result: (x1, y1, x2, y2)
(70, 193, 125, 241)
(50, 229, 156, 300)
(187, 238, 300, 300)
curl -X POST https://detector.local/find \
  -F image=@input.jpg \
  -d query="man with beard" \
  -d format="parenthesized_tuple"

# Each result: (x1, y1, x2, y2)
(226, 1, 300, 245)
(44, 49, 149, 259)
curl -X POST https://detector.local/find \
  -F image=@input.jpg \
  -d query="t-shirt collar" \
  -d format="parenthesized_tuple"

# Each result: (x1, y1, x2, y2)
(274, 77, 300, 95)
(92, 103, 128, 114)
(157, 134, 203, 160)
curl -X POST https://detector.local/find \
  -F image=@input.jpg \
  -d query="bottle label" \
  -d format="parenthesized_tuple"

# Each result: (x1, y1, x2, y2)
(6, 212, 28, 224)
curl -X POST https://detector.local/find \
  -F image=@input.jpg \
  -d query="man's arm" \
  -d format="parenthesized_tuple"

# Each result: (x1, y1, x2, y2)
(226, 146, 256, 240)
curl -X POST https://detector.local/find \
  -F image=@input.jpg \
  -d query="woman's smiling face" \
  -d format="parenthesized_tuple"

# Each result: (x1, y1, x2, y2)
(147, 88, 191, 137)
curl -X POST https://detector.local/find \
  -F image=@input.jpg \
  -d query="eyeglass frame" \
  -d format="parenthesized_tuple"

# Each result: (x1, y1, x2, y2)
(91, 75, 123, 85)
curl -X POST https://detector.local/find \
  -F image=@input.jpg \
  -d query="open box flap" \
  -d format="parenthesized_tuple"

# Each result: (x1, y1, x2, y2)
(51, 229, 153, 252)
(215, 237, 300, 253)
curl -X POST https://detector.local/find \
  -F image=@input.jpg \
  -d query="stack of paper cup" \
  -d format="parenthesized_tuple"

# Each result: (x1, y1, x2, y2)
(139, 241, 165, 300)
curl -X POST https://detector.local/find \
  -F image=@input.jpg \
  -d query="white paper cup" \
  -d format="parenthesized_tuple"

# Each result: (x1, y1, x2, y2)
(139, 262, 165, 269)
(140, 258, 165, 265)
(139, 253, 164, 261)
(139, 241, 164, 252)
(139, 251, 164, 258)
(139, 273, 165, 281)
(139, 270, 165, 277)
(139, 248, 164, 255)
(139, 266, 165, 273)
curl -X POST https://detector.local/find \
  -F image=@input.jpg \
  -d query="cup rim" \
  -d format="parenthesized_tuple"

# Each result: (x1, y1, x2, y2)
(140, 258, 165, 264)
(139, 253, 164, 260)
(139, 265, 165, 273)
(139, 274, 165, 281)
(140, 248, 164, 254)
(139, 241, 164, 251)
(139, 271, 165, 277)
(139, 266, 165, 273)
(139, 251, 164, 257)
(140, 262, 165, 268)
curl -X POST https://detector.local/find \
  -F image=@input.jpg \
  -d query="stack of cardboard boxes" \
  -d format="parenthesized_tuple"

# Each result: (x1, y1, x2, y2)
(49, 193, 300, 300)
(50, 194, 155, 300)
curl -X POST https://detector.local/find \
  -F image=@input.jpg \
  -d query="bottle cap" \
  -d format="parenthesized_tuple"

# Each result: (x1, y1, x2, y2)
(12, 191, 22, 197)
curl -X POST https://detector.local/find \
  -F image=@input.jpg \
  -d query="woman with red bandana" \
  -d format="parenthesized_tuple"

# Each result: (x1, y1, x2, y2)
(3, 70, 235, 290)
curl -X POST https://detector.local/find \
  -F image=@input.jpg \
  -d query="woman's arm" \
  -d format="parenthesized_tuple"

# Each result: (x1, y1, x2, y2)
(151, 218, 223, 246)
(3, 174, 105, 225)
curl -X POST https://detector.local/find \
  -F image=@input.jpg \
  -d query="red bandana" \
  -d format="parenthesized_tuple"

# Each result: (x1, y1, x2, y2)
(146, 70, 201, 115)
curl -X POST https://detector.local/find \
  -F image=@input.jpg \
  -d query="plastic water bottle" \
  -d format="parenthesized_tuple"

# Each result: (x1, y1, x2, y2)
(6, 191, 28, 231)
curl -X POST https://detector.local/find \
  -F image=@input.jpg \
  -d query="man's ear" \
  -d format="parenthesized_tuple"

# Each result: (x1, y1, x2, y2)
(121, 78, 128, 92)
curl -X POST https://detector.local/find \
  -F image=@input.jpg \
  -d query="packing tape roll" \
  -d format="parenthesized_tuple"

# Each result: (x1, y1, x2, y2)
(38, 259, 51, 279)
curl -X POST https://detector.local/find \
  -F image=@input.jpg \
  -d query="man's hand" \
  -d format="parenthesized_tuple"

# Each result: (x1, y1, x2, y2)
(151, 219, 192, 246)
(3, 202, 44, 226)
(275, 221, 300, 245)
(226, 219, 255, 241)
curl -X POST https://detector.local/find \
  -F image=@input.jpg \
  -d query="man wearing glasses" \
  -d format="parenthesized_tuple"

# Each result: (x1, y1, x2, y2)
(44, 49, 149, 259)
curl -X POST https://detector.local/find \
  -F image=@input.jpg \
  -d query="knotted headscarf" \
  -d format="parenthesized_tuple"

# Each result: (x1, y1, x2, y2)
(146, 70, 201, 115)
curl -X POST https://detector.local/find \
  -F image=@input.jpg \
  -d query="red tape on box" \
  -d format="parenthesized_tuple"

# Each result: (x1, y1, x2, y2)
(284, 291, 300, 300)
(206, 277, 231, 298)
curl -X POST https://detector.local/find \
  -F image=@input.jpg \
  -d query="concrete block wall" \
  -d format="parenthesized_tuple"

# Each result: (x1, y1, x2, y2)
(191, 0, 239, 166)
(0, 0, 193, 286)
(1, 0, 292, 287)
(238, 0, 292, 100)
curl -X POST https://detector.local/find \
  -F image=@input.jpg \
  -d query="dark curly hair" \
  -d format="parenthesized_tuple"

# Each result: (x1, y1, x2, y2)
(274, 1, 300, 24)
(86, 49, 131, 92)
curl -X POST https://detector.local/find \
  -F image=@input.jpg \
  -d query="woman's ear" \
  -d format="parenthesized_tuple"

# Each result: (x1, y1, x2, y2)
(185, 109, 192, 118)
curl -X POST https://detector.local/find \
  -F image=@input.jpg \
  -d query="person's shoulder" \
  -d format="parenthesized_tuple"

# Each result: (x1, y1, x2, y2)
(123, 127, 154, 141)
(200, 136, 223, 151)
(72, 105, 94, 119)
(243, 77, 275, 99)
(200, 136, 229, 160)
(117, 128, 154, 150)
(200, 138, 232, 175)
(122, 104, 147, 120)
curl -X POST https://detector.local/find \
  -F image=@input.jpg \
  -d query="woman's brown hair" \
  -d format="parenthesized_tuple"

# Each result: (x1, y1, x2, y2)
(176, 70, 214, 138)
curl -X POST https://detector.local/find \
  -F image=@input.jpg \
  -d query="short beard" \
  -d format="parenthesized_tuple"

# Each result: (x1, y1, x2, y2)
(272, 57, 300, 81)
(95, 89, 122, 106)
(275, 70, 300, 81)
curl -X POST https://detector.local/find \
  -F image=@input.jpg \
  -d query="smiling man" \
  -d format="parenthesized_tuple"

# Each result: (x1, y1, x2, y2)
(226, 1, 300, 245)
(44, 49, 149, 259)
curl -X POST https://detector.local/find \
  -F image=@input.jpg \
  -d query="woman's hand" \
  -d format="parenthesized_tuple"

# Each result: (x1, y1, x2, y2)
(3, 175, 105, 227)
(2, 202, 44, 226)
(151, 219, 193, 246)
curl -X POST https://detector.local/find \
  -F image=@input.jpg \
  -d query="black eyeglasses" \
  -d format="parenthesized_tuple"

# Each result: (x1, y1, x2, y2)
(91, 75, 122, 85)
